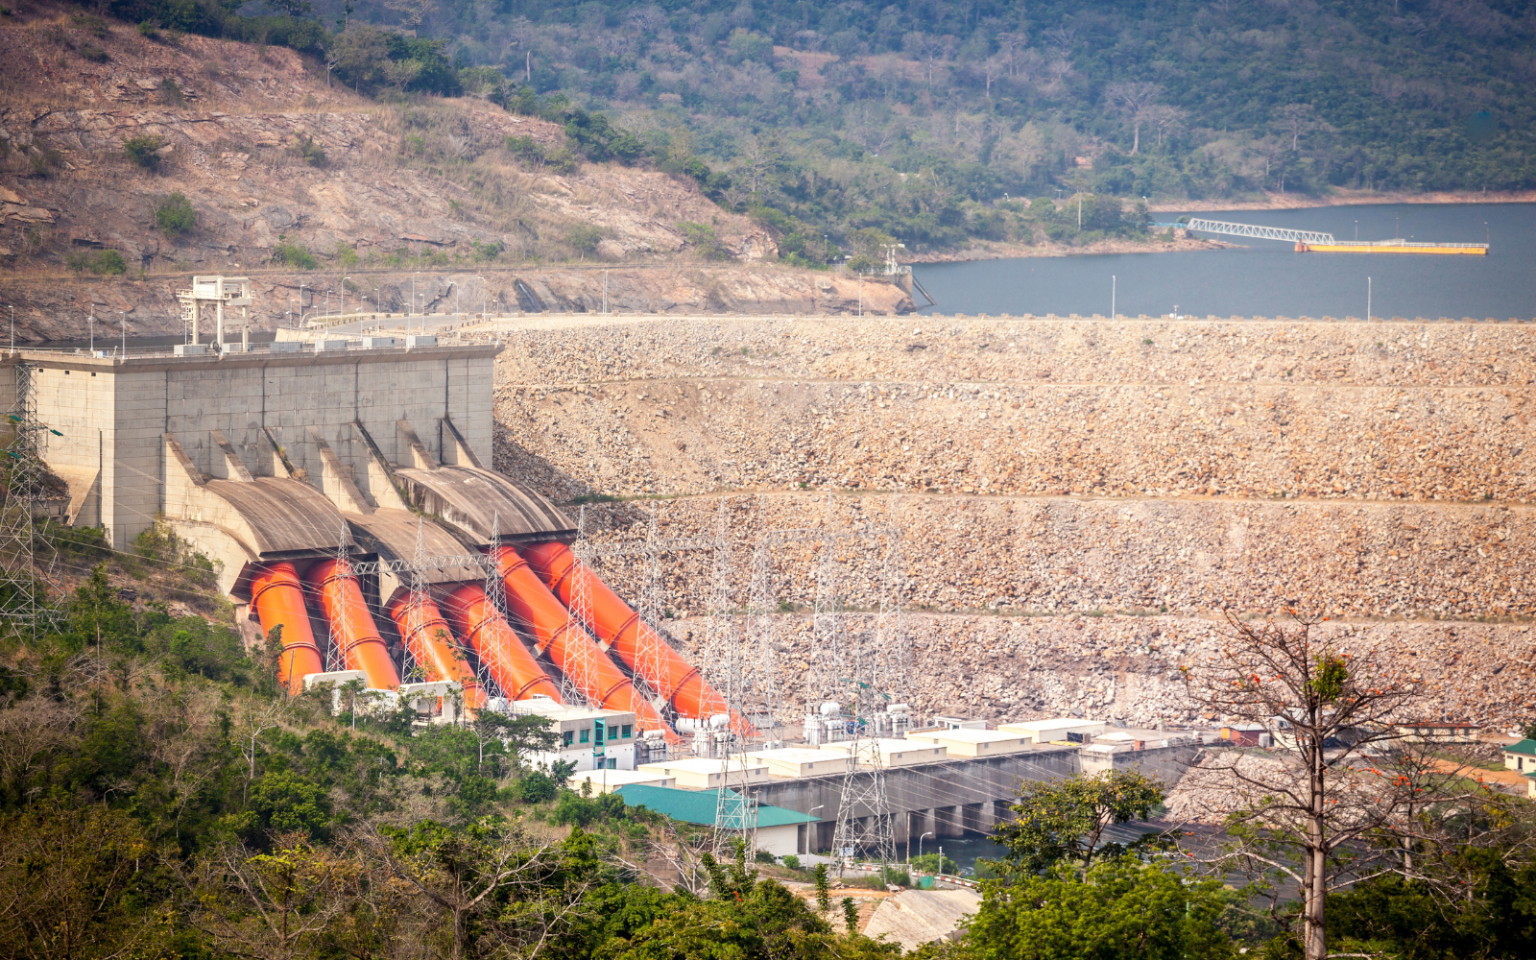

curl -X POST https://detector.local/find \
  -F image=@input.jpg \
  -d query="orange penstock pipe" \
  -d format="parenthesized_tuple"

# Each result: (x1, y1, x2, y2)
(251, 562, 325, 695)
(491, 546, 677, 743)
(519, 541, 751, 733)
(386, 592, 486, 709)
(305, 559, 400, 691)
(440, 583, 562, 703)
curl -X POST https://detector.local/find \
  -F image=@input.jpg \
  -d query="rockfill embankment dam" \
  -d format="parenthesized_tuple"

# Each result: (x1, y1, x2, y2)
(479, 312, 1535, 728)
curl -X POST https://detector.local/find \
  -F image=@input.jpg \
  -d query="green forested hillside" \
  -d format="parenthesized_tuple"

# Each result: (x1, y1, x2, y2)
(82, 0, 1536, 251)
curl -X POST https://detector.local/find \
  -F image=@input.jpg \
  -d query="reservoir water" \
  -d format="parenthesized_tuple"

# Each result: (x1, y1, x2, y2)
(913, 202, 1535, 320)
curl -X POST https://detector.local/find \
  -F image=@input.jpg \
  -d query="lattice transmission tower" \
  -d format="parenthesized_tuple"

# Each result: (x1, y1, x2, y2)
(827, 505, 903, 876)
(557, 507, 598, 709)
(0, 361, 61, 636)
(709, 498, 758, 858)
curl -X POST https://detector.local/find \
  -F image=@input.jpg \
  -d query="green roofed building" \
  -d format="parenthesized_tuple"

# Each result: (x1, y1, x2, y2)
(615, 784, 818, 857)
(1503, 738, 1536, 774)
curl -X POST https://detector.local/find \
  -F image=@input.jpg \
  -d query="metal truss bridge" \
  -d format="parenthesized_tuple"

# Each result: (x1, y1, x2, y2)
(1152, 218, 1335, 245)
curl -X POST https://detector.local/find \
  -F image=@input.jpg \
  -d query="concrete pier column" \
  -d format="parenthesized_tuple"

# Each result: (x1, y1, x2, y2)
(961, 802, 983, 835)
(939, 805, 966, 838)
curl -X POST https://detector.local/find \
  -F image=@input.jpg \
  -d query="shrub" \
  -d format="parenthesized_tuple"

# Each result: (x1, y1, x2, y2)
(505, 134, 544, 163)
(510, 770, 556, 803)
(70, 12, 110, 37)
(271, 242, 318, 269)
(677, 221, 729, 261)
(293, 133, 326, 167)
(158, 78, 183, 105)
(846, 253, 881, 275)
(26, 143, 63, 178)
(137, 20, 158, 38)
(123, 134, 166, 169)
(78, 42, 109, 63)
(566, 225, 604, 256)
(64, 249, 127, 276)
(154, 192, 195, 238)
(781, 854, 801, 871)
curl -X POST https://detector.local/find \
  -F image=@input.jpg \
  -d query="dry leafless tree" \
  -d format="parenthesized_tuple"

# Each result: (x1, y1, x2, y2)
(1178, 610, 1496, 960)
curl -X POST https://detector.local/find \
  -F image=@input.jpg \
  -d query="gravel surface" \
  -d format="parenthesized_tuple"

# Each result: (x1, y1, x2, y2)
(480, 314, 1535, 730)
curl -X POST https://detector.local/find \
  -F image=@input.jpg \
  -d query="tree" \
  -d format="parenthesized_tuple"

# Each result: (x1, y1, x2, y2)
(1143, 104, 1187, 149)
(601, 843, 900, 960)
(1178, 611, 1472, 960)
(964, 859, 1239, 960)
(369, 819, 558, 960)
(903, 32, 957, 87)
(123, 133, 167, 169)
(154, 192, 195, 238)
(991, 770, 1165, 875)
(330, 25, 391, 93)
(186, 836, 354, 960)
(264, 0, 313, 17)
(1105, 82, 1163, 155)
(0, 806, 153, 960)
(1277, 103, 1321, 153)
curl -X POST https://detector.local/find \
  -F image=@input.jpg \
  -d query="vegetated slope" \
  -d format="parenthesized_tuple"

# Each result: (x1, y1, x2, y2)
(0, 6, 778, 337)
(482, 313, 1536, 727)
(314, 0, 1536, 249)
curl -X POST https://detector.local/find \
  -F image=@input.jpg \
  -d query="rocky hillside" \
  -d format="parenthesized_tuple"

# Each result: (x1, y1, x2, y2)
(0, 5, 839, 339)
(476, 312, 1536, 729)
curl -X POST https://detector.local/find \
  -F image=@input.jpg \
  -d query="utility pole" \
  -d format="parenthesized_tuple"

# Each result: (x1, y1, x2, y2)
(88, 311, 94, 353)
(603, 270, 609, 315)
(120, 310, 126, 359)
(7, 305, 13, 356)
(1111, 275, 1116, 319)
(1367, 277, 1372, 322)
(341, 276, 351, 322)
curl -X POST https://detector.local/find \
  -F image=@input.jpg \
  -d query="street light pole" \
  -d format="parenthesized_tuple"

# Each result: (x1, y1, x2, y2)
(88, 311, 94, 352)
(341, 276, 351, 323)
(299, 285, 308, 328)
(120, 310, 125, 359)
(917, 831, 933, 867)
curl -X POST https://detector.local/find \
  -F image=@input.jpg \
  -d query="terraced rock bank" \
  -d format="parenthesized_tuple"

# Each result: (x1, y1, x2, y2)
(480, 313, 1536, 728)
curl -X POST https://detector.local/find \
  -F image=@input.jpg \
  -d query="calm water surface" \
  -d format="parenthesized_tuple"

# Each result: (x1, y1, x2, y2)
(914, 202, 1535, 320)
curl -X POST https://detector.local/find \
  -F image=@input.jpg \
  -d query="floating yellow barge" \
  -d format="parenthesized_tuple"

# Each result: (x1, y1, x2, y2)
(1295, 240, 1488, 255)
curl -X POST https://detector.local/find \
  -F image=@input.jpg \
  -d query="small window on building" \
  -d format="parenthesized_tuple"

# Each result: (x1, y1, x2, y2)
(562, 731, 574, 746)
(579, 728, 590, 744)
(621, 724, 632, 739)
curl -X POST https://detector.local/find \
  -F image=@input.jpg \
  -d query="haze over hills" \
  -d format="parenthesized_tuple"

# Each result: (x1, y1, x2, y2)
(3, 0, 1529, 309)
(123, 0, 1536, 252)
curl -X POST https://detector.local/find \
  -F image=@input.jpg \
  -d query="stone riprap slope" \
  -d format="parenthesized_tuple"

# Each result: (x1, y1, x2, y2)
(658, 612, 1534, 727)
(489, 316, 1532, 504)
(482, 314, 1535, 727)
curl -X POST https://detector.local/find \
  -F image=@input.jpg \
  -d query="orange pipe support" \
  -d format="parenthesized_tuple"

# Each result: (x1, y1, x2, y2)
(386, 592, 487, 710)
(440, 583, 562, 703)
(519, 541, 752, 733)
(491, 546, 677, 743)
(251, 562, 325, 695)
(305, 559, 401, 691)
